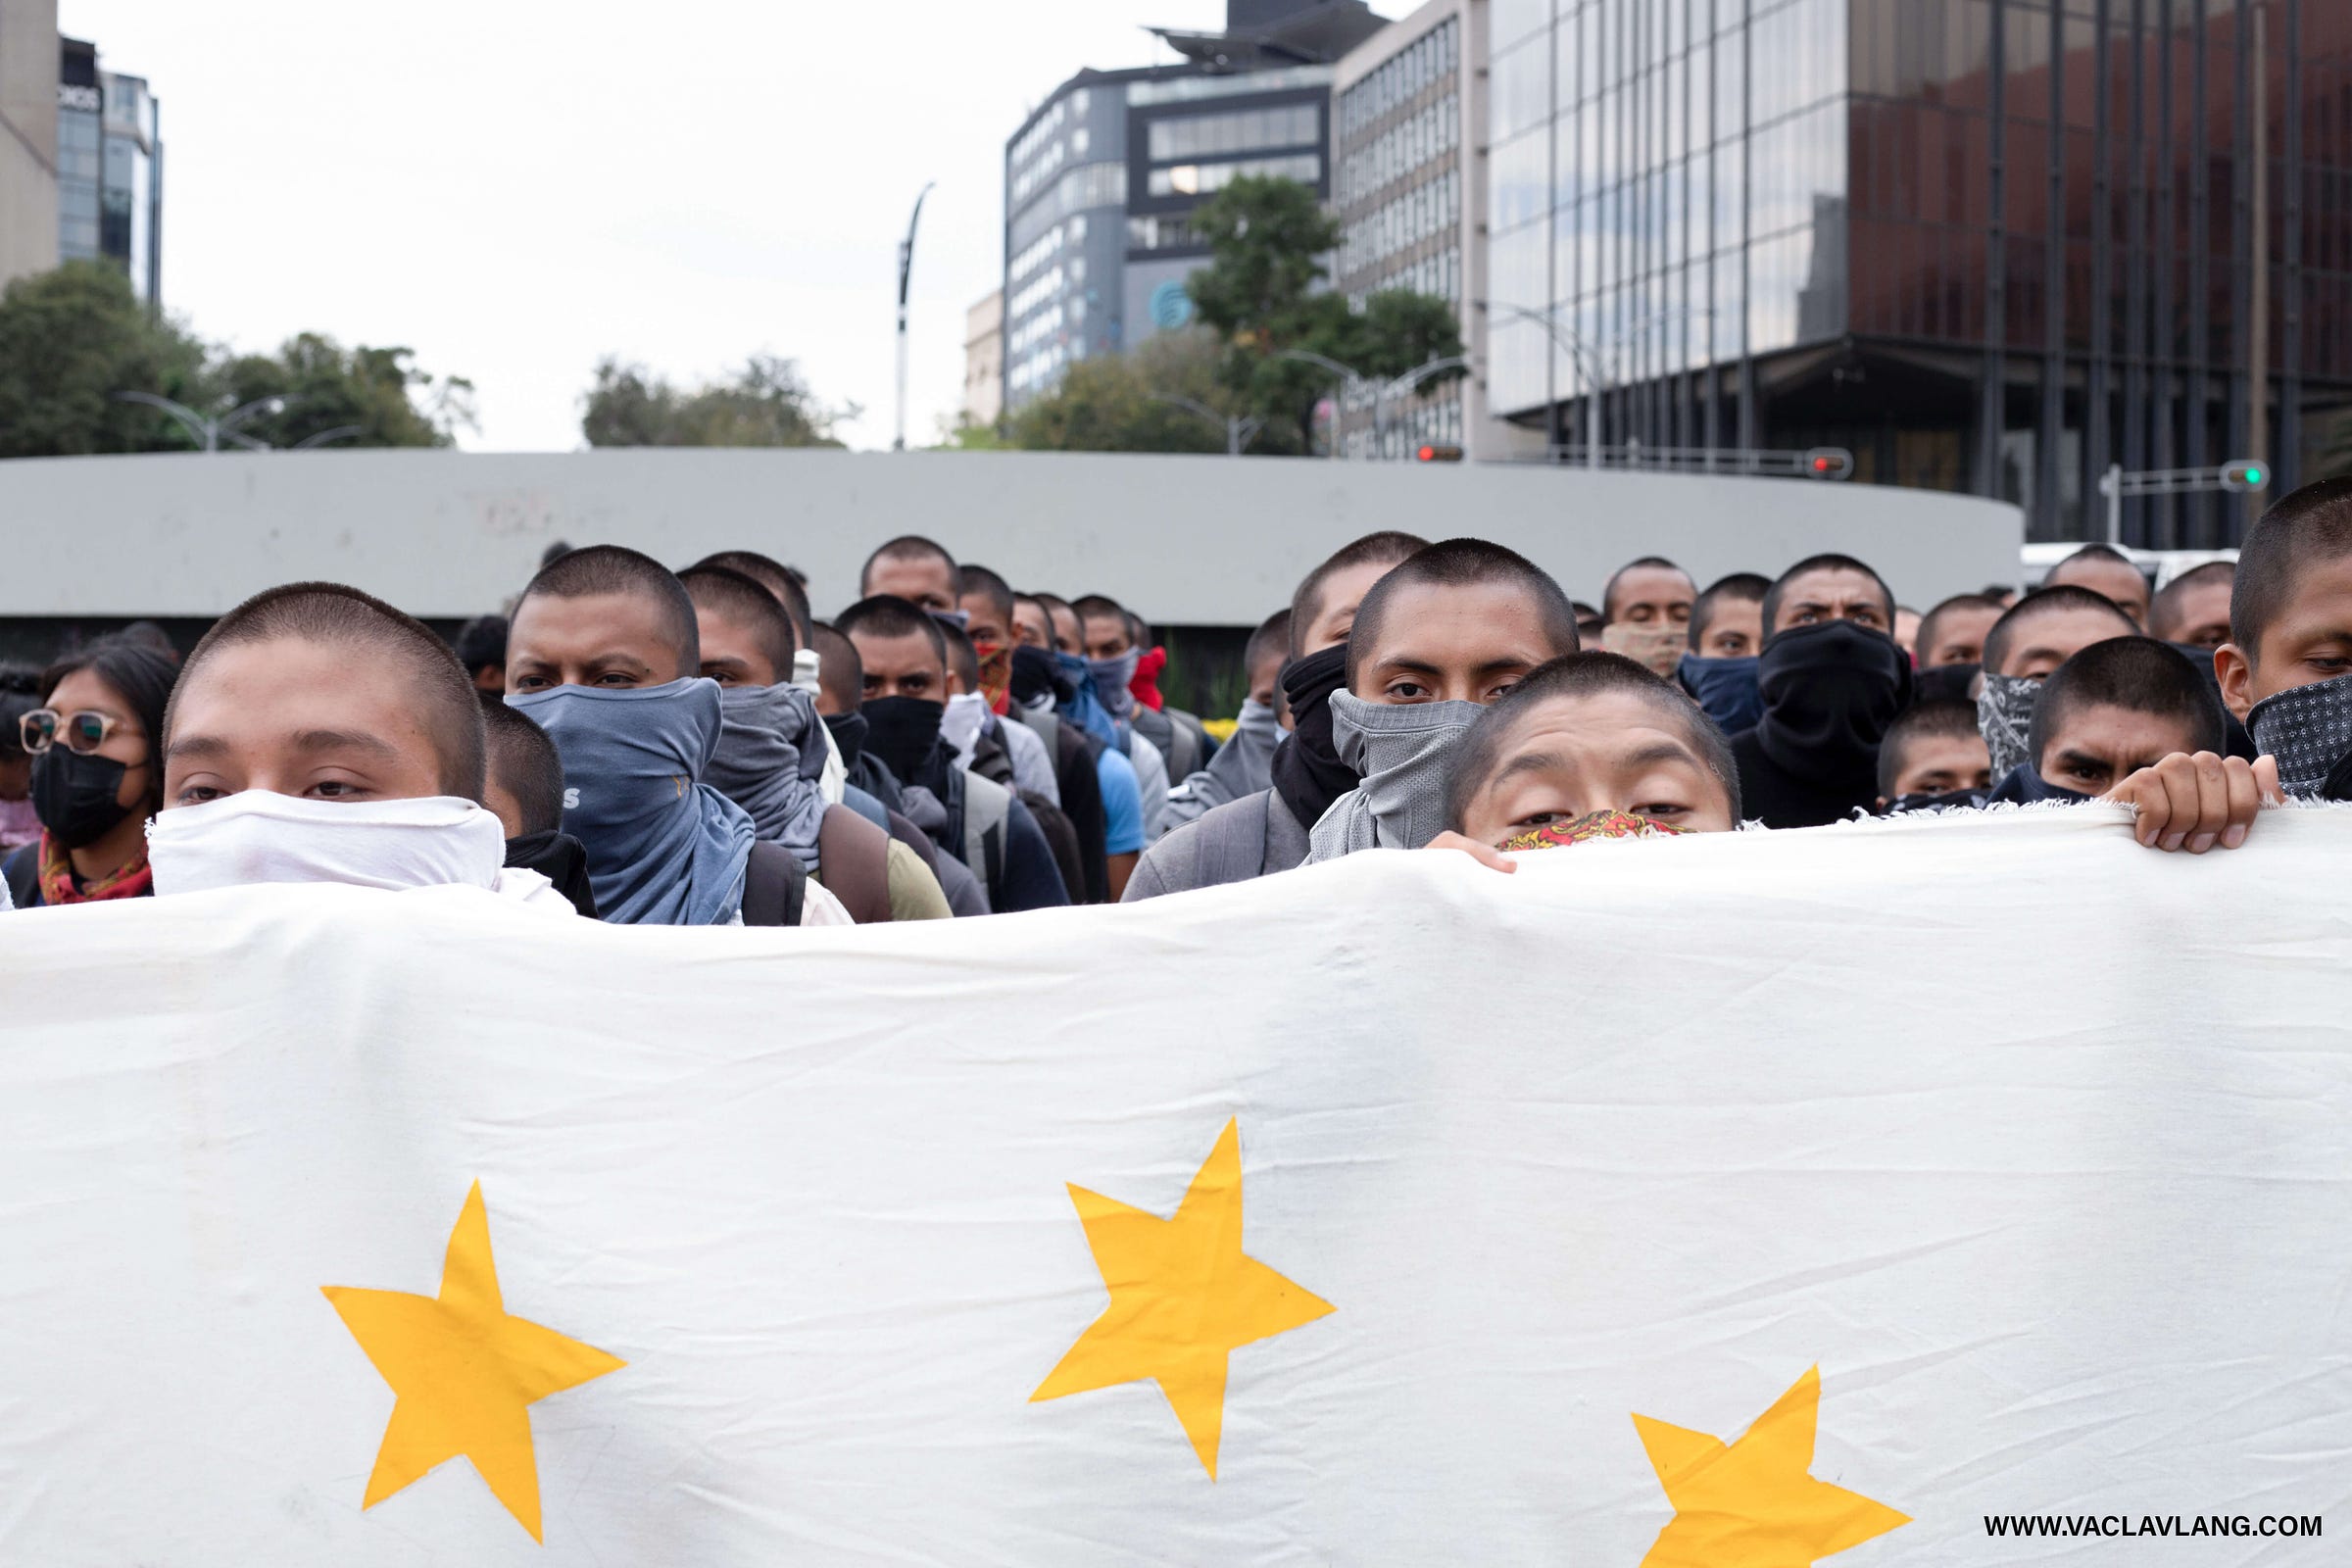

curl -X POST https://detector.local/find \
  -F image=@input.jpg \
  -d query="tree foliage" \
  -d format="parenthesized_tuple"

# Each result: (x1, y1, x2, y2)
(1007, 329, 1301, 456)
(581, 354, 852, 448)
(1183, 175, 1466, 452)
(0, 259, 472, 456)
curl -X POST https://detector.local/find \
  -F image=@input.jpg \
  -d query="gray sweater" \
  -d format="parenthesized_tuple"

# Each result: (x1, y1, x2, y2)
(1121, 787, 1311, 902)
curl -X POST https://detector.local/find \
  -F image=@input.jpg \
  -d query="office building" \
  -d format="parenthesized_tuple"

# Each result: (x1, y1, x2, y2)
(1002, 0, 1385, 415)
(46, 31, 161, 303)
(965, 289, 1004, 431)
(1486, 0, 2352, 544)
(0, 0, 60, 291)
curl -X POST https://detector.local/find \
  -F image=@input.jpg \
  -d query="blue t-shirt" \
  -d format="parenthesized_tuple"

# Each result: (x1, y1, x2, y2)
(1096, 744, 1146, 857)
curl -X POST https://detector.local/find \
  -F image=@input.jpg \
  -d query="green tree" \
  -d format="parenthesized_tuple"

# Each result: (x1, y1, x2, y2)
(1183, 175, 1465, 452)
(0, 260, 208, 458)
(1007, 329, 1301, 456)
(581, 354, 851, 447)
(206, 334, 475, 449)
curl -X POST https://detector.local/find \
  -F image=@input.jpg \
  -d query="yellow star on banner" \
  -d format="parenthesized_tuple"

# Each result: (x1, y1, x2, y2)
(1632, 1365, 1908, 1568)
(1032, 1117, 1333, 1479)
(321, 1182, 625, 1542)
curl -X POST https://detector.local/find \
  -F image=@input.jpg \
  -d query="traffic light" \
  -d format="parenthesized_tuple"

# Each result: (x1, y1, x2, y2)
(2219, 459, 2270, 492)
(1416, 444, 1463, 463)
(1804, 447, 1853, 480)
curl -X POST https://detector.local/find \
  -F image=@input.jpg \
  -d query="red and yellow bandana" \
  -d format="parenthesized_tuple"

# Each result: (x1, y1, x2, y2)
(1498, 809, 1692, 853)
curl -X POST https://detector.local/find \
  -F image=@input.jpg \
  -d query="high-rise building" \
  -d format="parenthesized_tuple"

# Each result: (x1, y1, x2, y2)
(1002, 0, 1386, 415)
(54, 35, 98, 262)
(965, 289, 1004, 431)
(1485, 0, 2352, 544)
(0, 0, 60, 291)
(47, 31, 160, 303)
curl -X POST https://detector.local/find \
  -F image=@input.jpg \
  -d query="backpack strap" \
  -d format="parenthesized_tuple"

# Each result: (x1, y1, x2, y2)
(814, 804, 893, 924)
(741, 840, 807, 927)
(958, 770, 1014, 894)
(2, 843, 40, 909)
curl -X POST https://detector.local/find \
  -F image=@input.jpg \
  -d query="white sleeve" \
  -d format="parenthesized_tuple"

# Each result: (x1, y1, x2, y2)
(798, 880, 858, 926)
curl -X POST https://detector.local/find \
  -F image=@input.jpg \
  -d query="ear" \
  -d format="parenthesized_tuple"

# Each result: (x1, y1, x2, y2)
(2214, 642, 2255, 721)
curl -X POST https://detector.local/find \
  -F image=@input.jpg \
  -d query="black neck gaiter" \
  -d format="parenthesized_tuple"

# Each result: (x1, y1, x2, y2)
(503, 828, 599, 919)
(1270, 645, 1357, 830)
(861, 696, 948, 790)
(1754, 620, 1912, 788)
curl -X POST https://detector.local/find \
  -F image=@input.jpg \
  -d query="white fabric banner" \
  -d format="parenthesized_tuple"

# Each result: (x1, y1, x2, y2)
(1, 806, 2346, 1563)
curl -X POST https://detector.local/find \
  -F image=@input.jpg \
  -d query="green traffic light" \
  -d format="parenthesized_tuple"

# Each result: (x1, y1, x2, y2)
(2246, 466, 2264, 484)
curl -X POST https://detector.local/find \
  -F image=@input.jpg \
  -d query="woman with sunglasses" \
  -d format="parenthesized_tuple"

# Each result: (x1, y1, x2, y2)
(0, 641, 177, 909)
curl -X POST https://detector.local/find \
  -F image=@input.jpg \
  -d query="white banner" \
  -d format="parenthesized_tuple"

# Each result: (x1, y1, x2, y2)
(1, 806, 2345, 1563)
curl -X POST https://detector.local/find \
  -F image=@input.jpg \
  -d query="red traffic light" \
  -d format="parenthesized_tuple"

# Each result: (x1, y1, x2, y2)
(1803, 447, 1853, 480)
(1416, 443, 1463, 463)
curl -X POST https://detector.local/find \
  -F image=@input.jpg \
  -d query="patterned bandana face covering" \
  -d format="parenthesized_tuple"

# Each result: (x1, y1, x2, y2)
(1976, 671, 2040, 783)
(2248, 669, 2352, 799)
(1498, 809, 1693, 852)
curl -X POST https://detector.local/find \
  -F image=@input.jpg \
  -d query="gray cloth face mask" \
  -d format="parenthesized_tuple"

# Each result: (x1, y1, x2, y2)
(1977, 671, 2040, 783)
(2248, 669, 2352, 799)
(1306, 691, 1485, 861)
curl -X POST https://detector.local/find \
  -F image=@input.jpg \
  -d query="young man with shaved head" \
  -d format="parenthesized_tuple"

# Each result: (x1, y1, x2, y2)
(1726, 554, 1911, 828)
(507, 545, 849, 925)
(2044, 543, 2152, 627)
(151, 582, 572, 910)
(1125, 530, 1427, 900)
(1973, 585, 2140, 783)
(1597, 556, 1697, 676)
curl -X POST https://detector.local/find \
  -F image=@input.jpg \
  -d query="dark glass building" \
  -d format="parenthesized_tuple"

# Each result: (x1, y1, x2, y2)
(1485, 0, 2352, 544)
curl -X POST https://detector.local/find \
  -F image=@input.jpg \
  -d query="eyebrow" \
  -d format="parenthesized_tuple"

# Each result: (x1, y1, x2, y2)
(290, 728, 402, 759)
(2052, 748, 2112, 775)
(1379, 654, 1544, 678)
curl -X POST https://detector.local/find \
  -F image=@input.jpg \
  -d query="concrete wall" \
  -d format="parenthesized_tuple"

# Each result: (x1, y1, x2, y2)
(0, 449, 2024, 623)
(0, 0, 60, 290)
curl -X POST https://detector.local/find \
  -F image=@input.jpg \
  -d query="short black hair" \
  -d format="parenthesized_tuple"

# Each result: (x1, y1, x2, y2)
(957, 564, 1016, 627)
(1288, 530, 1430, 657)
(1123, 610, 1151, 648)
(0, 662, 41, 759)
(38, 640, 178, 813)
(1688, 571, 1770, 651)
(1876, 699, 1984, 800)
(689, 550, 812, 639)
(1443, 651, 1740, 829)
(2051, 543, 2138, 574)
(1913, 592, 2004, 664)
(807, 621, 862, 712)
(1029, 591, 1078, 648)
(2148, 560, 2236, 642)
(1981, 585, 2138, 675)
(859, 534, 958, 597)
(478, 693, 565, 835)
(453, 613, 509, 677)
(836, 595, 949, 671)
(680, 564, 799, 683)
(516, 544, 701, 678)
(1244, 609, 1293, 680)
(2028, 635, 2226, 767)
(1070, 594, 1129, 639)
(169, 582, 486, 800)
(1601, 556, 1695, 622)
(1346, 538, 1582, 690)
(116, 619, 178, 662)
(1760, 554, 1895, 639)
(938, 618, 981, 692)
(2230, 476, 2352, 658)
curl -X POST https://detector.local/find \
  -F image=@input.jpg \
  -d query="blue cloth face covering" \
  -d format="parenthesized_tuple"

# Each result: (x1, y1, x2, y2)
(1677, 653, 1762, 737)
(508, 678, 755, 926)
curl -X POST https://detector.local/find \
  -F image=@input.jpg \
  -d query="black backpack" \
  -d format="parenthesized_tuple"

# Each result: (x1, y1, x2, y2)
(740, 840, 808, 927)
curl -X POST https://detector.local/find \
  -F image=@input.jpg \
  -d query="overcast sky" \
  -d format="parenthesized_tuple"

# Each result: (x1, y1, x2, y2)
(59, 0, 1394, 452)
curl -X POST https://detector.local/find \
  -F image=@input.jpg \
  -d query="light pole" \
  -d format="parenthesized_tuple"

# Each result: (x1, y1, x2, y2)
(2097, 460, 2269, 546)
(1277, 348, 1366, 460)
(115, 391, 298, 452)
(1146, 393, 1265, 456)
(894, 181, 935, 453)
(1475, 301, 1611, 466)
(1372, 356, 1470, 460)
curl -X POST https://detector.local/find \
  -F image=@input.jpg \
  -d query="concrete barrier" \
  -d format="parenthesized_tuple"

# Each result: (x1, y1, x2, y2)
(0, 449, 2024, 623)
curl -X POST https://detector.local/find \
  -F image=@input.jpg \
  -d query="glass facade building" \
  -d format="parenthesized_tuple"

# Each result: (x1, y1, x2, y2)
(1336, 7, 1467, 456)
(56, 36, 101, 264)
(1003, 64, 1338, 414)
(55, 37, 161, 305)
(1485, 0, 2352, 544)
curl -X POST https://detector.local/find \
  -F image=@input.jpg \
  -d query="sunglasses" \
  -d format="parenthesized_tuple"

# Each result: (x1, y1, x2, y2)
(19, 709, 128, 756)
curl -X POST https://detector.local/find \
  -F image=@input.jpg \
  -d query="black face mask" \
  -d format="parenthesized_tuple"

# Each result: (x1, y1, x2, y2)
(503, 828, 599, 919)
(1909, 662, 1979, 709)
(1881, 788, 1988, 816)
(822, 710, 870, 764)
(860, 696, 946, 785)
(1754, 619, 1912, 786)
(1009, 644, 1072, 708)
(31, 748, 135, 850)
(1270, 644, 1357, 829)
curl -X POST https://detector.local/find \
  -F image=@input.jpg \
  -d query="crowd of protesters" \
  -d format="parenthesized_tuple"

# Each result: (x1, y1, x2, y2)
(4, 472, 2348, 920)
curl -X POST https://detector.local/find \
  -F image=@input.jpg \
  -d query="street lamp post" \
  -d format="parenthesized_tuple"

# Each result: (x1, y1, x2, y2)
(1276, 348, 1366, 460)
(1146, 394, 1264, 457)
(1372, 356, 1470, 460)
(894, 181, 936, 454)
(1475, 301, 1611, 467)
(114, 391, 301, 452)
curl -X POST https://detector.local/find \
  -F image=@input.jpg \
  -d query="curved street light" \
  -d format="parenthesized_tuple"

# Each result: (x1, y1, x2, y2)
(894, 180, 936, 453)
(113, 391, 306, 453)
(1276, 348, 1366, 461)
(1146, 393, 1265, 457)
